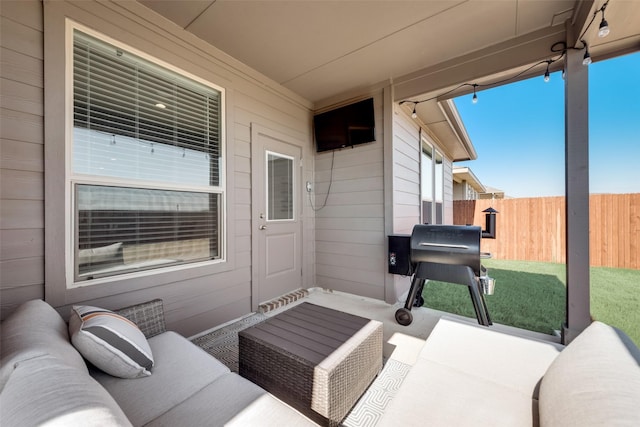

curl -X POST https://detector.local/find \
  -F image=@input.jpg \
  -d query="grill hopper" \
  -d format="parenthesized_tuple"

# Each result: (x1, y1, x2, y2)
(395, 224, 493, 326)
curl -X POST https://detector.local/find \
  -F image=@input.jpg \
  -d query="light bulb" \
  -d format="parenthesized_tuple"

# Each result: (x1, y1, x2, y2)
(544, 64, 550, 83)
(598, 19, 610, 37)
(583, 50, 592, 66)
(411, 105, 417, 119)
(472, 93, 478, 104)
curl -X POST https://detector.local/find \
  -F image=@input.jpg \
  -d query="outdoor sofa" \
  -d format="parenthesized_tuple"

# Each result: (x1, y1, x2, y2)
(0, 298, 315, 426)
(2, 297, 639, 426)
(378, 316, 640, 426)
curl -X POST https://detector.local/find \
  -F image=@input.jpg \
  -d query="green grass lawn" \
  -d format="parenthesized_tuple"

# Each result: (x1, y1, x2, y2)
(421, 259, 640, 345)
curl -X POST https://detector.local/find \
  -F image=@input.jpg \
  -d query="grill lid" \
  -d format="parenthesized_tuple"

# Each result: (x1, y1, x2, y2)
(410, 225, 481, 275)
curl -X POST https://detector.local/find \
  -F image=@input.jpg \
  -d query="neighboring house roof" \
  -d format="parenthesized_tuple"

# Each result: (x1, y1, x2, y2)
(453, 167, 486, 193)
(479, 186, 507, 199)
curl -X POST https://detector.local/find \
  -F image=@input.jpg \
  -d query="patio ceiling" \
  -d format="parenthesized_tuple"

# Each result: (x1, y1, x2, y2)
(139, 1, 638, 102)
(139, 0, 639, 160)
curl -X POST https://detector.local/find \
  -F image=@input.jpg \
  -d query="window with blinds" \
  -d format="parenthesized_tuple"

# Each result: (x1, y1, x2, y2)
(71, 30, 224, 282)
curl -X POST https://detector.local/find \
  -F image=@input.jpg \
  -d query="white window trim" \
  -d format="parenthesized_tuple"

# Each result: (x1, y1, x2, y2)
(65, 21, 227, 289)
(421, 135, 444, 225)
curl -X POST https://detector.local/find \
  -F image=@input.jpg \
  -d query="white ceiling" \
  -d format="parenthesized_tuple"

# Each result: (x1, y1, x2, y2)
(139, 0, 639, 160)
(139, 0, 638, 105)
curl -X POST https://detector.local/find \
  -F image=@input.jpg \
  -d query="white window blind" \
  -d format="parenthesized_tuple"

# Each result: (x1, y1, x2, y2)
(72, 30, 224, 282)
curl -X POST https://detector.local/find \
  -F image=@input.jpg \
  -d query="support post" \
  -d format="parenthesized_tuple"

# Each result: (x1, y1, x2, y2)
(562, 37, 591, 344)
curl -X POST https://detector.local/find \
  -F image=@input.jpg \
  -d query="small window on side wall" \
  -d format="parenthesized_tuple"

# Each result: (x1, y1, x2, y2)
(70, 29, 225, 284)
(421, 139, 444, 225)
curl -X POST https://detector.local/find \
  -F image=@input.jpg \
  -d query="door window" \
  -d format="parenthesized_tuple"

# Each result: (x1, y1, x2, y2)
(266, 151, 294, 221)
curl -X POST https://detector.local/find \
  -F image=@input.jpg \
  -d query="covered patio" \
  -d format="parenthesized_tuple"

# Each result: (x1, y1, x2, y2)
(2, 0, 639, 340)
(1, 0, 639, 425)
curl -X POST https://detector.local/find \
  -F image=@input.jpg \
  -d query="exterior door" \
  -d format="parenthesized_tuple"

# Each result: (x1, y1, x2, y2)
(251, 124, 302, 310)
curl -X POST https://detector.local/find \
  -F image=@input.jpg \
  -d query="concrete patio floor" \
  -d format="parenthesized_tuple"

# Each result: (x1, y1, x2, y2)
(262, 287, 561, 367)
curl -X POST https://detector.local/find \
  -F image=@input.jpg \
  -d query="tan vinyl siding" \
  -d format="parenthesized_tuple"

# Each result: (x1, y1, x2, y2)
(1, 0, 314, 337)
(387, 108, 421, 302)
(314, 93, 385, 300)
(0, 0, 45, 317)
(392, 112, 421, 234)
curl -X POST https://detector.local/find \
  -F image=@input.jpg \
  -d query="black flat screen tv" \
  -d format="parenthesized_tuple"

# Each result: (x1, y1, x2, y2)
(313, 98, 375, 152)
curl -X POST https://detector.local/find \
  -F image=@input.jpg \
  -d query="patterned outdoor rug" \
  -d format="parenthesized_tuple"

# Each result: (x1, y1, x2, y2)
(190, 312, 411, 427)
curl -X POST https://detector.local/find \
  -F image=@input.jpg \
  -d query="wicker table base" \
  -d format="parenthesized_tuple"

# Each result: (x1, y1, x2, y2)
(239, 302, 383, 426)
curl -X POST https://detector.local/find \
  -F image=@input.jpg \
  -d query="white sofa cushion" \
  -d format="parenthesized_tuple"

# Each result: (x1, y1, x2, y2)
(0, 299, 87, 390)
(92, 331, 231, 426)
(145, 372, 315, 426)
(378, 318, 564, 427)
(69, 305, 154, 379)
(379, 358, 539, 427)
(0, 355, 131, 427)
(539, 321, 640, 427)
(419, 318, 563, 397)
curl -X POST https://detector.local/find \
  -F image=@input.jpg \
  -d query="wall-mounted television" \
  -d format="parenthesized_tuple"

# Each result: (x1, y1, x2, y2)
(313, 98, 375, 153)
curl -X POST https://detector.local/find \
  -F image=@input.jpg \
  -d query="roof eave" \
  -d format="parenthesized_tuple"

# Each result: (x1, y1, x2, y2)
(439, 99, 478, 161)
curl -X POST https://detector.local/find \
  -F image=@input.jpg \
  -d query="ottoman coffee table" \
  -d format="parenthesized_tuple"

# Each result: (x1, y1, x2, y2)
(239, 302, 383, 426)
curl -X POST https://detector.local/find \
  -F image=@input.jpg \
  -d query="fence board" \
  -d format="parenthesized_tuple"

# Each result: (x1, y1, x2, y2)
(453, 194, 640, 270)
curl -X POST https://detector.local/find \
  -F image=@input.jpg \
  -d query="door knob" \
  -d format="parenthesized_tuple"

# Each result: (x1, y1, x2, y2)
(259, 225, 267, 230)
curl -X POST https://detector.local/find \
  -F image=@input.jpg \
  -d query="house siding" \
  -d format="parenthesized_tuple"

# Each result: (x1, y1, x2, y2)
(0, 0, 315, 337)
(2, 0, 463, 328)
(388, 108, 421, 301)
(387, 107, 456, 302)
(392, 109, 422, 234)
(314, 92, 386, 300)
(0, 0, 46, 316)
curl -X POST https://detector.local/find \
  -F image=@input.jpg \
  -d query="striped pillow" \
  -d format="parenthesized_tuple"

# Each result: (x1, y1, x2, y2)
(69, 305, 154, 379)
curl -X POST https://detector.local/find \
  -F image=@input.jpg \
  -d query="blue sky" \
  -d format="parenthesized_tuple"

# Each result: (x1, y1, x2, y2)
(454, 51, 640, 198)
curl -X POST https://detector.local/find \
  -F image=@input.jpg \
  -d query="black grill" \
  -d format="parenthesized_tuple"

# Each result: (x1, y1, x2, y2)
(394, 224, 493, 327)
(410, 224, 482, 275)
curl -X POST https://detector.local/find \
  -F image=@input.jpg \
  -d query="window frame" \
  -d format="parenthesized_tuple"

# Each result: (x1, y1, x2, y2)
(420, 136, 444, 225)
(64, 22, 227, 289)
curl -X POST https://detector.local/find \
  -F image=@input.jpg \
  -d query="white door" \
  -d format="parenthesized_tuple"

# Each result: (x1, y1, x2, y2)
(251, 125, 302, 310)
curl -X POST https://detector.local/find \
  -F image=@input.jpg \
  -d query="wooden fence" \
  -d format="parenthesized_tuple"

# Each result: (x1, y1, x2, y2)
(453, 194, 640, 270)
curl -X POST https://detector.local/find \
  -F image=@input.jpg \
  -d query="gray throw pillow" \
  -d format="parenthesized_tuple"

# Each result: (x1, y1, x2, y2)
(69, 305, 154, 379)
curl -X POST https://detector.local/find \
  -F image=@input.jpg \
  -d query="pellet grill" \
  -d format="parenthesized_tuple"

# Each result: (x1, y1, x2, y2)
(389, 224, 495, 327)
